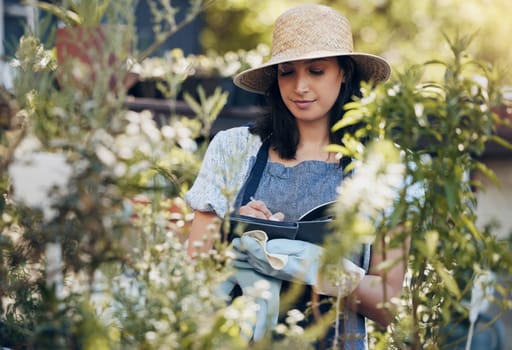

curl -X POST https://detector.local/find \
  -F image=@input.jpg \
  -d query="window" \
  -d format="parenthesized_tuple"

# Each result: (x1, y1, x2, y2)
(2, 0, 36, 58)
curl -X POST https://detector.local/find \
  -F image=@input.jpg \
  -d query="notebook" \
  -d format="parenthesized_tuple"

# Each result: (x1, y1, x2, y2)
(226, 200, 337, 245)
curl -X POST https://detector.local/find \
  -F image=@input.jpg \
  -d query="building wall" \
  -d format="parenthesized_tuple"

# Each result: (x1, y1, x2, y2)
(475, 159, 512, 240)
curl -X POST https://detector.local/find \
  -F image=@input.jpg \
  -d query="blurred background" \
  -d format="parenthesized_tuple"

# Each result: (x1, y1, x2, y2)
(2, 0, 512, 82)
(199, 0, 512, 83)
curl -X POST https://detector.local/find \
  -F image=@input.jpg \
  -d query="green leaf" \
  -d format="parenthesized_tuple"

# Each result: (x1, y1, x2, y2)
(460, 214, 483, 241)
(373, 256, 403, 273)
(488, 135, 512, 150)
(332, 108, 363, 131)
(183, 92, 202, 115)
(25, 1, 81, 25)
(474, 162, 501, 187)
(324, 144, 348, 156)
(444, 179, 457, 212)
(425, 230, 439, 258)
(434, 261, 461, 299)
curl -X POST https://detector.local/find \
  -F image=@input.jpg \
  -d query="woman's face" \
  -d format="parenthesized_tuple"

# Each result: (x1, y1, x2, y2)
(277, 57, 344, 122)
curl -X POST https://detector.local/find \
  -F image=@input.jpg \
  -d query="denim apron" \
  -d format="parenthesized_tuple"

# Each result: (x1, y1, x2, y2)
(235, 139, 368, 349)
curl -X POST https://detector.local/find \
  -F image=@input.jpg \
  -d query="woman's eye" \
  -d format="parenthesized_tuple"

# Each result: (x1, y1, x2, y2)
(279, 70, 293, 77)
(310, 69, 324, 75)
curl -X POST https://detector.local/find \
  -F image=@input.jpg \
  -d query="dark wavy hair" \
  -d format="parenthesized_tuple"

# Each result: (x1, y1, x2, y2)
(249, 56, 362, 162)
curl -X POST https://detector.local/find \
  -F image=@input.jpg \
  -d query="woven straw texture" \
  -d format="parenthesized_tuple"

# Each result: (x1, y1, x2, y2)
(234, 4, 391, 94)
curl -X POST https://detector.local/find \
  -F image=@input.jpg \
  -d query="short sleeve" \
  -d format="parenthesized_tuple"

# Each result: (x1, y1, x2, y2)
(184, 127, 261, 218)
(383, 162, 426, 219)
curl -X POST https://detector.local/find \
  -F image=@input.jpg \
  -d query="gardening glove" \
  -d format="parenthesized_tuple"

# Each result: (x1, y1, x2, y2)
(231, 230, 289, 270)
(233, 230, 365, 297)
(217, 264, 282, 341)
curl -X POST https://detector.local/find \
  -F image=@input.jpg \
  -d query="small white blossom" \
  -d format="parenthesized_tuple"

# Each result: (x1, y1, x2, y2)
(95, 144, 117, 166)
(245, 49, 265, 68)
(115, 135, 136, 159)
(286, 309, 305, 324)
(161, 125, 176, 139)
(145, 331, 158, 342)
(9, 152, 73, 222)
(289, 325, 304, 335)
(149, 267, 165, 287)
(414, 103, 424, 118)
(140, 113, 161, 142)
(113, 163, 127, 177)
(337, 148, 404, 220)
(126, 123, 140, 135)
(13, 134, 42, 158)
(224, 307, 241, 320)
(243, 279, 272, 300)
(178, 138, 198, 152)
(274, 324, 288, 334)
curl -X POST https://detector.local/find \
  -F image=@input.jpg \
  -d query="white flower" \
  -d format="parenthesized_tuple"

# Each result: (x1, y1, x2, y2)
(139, 112, 161, 143)
(244, 278, 272, 300)
(178, 138, 197, 152)
(414, 103, 424, 118)
(95, 144, 117, 167)
(161, 125, 176, 140)
(285, 309, 305, 324)
(338, 150, 404, 219)
(223, 307, 241, 320)
(113, 163, 127, 177)
(245, 49, 265, 68)
(149, 267, 166, 287)
(13, 134, 42, 158)
(126, 123, 140, 135)
(115, 135, 136, 160)
(9, 152, 73, 222)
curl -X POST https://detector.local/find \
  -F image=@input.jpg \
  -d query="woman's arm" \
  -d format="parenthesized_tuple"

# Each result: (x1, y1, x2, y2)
(352, 234, 411, 327)
(187, 210, 219, 257)
(187, 198, 284, 258)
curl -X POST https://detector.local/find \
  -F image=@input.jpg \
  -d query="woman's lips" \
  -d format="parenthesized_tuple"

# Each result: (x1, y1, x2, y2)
(293, 100, 315, 109)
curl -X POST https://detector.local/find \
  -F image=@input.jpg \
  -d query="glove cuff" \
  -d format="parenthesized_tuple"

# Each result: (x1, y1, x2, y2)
(242, 230, 288, 269)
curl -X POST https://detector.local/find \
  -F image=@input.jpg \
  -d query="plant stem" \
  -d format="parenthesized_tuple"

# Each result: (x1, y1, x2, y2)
(137, 1, 215, 61)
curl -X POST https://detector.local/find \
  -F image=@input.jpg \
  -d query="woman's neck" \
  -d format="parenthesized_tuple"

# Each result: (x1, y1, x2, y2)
(270, 120, 336, 166)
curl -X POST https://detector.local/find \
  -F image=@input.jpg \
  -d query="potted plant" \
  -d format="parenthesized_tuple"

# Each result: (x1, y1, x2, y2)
(25, 0, 137, 91)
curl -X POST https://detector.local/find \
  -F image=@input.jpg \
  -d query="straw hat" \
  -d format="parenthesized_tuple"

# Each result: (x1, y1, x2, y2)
(233, 4, 391, 94)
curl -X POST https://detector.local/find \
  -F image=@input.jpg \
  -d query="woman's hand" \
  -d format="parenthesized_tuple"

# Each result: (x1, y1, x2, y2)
(239, 199, 285, 221)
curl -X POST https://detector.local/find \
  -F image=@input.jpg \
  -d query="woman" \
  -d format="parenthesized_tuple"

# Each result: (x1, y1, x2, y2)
(185, 4, 409, 349)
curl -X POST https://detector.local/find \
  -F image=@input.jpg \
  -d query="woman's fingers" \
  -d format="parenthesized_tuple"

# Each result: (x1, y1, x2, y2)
(269, 212, 284, 221)
(239, 200, 274, 219)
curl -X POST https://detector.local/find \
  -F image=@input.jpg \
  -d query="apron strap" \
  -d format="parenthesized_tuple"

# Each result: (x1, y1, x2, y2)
(240, 137, 271, 206)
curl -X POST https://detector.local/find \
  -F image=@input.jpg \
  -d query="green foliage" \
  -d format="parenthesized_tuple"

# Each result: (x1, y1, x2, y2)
(1, 0, 238, 348)
(201, 0, 512, 84)
(24, 0, 113, 27)
(184, 86, 229, 139)
(329, 33, 512, 348)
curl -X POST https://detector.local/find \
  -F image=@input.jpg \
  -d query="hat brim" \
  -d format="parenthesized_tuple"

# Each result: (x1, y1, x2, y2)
(233, 51, 391, 94)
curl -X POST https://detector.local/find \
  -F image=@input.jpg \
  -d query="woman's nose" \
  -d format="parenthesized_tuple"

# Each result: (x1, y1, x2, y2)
(294, 73, 309, 94)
